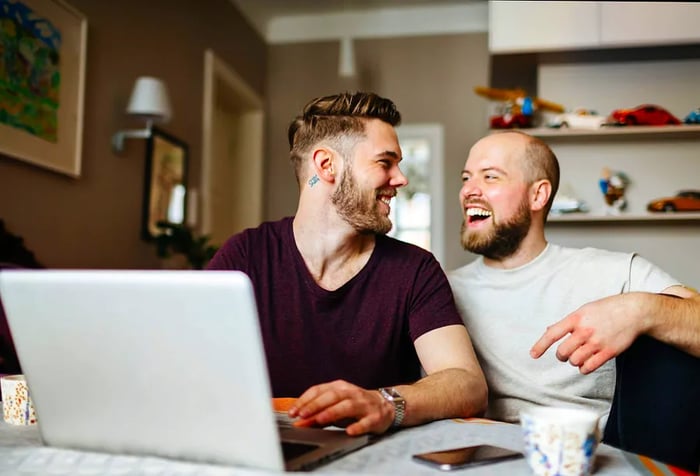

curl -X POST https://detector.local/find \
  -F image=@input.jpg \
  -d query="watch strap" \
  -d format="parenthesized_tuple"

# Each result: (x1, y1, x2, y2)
(378, 387, 405, 427)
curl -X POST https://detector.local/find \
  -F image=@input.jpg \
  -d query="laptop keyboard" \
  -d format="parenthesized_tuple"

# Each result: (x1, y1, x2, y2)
(1, 447, 262, 475)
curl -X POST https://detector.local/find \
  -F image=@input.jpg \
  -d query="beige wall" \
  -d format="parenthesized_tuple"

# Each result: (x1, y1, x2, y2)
(265, 33, 490, 270)
(0, 0, 266, 268)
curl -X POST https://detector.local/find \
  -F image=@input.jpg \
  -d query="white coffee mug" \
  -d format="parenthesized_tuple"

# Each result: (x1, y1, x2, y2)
(1, 374, 38, 425)
(521, 406, 600, 476)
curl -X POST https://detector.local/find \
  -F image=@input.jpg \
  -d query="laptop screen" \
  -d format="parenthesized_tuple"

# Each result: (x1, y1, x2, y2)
(0, 270, 285, 470)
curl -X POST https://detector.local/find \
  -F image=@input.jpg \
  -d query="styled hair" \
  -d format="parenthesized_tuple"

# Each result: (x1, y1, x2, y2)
(287, 92, 402, 183)
(507, 131, 560, 217)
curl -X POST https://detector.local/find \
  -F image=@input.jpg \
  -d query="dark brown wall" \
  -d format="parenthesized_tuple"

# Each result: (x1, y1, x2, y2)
(0, 0, 266, 268)
(265, 33, 489, 269)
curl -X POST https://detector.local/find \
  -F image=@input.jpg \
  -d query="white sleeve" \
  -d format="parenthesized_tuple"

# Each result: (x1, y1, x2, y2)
(627, 254, 682, 293)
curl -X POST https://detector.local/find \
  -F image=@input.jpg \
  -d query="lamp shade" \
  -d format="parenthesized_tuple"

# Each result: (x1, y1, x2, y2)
(338, 37, 356, 77)
(126, 76, 172, 122)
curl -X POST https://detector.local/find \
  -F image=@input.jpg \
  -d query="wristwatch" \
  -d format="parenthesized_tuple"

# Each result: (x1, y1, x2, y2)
(378, 387, 406, 427)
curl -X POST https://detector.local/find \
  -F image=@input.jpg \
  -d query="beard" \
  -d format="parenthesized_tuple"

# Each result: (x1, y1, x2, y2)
(331, 166, 393, 235)
(460, 198, 531, 260)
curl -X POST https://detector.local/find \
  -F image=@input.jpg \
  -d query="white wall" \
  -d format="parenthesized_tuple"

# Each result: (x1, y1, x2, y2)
(538, 59, 700, 289)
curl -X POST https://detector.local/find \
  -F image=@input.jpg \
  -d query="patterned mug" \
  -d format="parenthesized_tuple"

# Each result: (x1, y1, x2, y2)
(1, 374, 38, 425)
(521, 406, 600, 476)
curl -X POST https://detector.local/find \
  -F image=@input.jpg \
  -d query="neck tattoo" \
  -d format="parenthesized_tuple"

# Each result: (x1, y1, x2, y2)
(308, 175, 320, 187)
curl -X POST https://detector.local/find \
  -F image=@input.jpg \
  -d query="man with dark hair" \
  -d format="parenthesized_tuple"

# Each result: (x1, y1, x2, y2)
(208, 92, 487, 436)
(449, 131, 700, 423)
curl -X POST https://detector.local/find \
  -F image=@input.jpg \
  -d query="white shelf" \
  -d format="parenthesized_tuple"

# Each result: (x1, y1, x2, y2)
(521, 123, 700, 224)
(548, 212, 700, 224)
(525, 124, 700, 139)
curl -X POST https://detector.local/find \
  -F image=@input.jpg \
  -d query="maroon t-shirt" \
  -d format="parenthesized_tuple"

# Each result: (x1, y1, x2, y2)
(207, 217, 463, 397)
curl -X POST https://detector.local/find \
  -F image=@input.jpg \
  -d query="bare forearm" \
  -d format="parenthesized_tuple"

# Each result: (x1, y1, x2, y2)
(394, 367, 487, 427)
(642, 290, 700, 357)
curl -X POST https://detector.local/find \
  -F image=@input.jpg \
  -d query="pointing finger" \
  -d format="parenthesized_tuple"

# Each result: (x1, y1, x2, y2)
(530, 317, 576, 358)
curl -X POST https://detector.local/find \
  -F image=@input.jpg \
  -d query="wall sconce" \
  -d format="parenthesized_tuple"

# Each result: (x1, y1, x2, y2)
(112, 77, 172, 153)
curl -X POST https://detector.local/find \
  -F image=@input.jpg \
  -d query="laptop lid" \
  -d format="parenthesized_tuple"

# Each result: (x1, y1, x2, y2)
(0, 269, 367, 471)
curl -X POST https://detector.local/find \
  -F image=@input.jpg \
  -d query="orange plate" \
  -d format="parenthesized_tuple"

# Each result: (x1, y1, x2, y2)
(273, 397, 297, 413)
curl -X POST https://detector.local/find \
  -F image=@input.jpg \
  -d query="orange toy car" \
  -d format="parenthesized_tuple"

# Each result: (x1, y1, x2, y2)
(647, 190, 700, 212)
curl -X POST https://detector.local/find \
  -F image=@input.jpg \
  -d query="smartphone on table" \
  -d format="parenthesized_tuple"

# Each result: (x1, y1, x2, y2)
(412, 444, 523, 471)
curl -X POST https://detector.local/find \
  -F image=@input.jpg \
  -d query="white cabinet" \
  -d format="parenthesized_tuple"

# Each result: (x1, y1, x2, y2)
(489, 1, 700, 53)
(600, 2, 700, 48)
(489, 1, 600, 53)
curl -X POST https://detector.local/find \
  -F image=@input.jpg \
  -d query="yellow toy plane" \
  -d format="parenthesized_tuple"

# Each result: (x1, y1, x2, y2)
(474, 86, 565, 128)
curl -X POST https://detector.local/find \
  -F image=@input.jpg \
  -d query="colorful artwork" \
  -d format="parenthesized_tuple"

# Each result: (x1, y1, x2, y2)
(0, 0, 62, 142)
(0, 0, 85, 177)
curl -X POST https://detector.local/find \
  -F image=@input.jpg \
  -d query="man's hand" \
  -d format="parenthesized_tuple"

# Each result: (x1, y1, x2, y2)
(288, 380, 394, 436)
(530, 294, 644, 374)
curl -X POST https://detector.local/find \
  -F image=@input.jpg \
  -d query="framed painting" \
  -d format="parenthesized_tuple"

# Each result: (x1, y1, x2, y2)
(0, 0, 87, 177)
(142, 128, 188, 240)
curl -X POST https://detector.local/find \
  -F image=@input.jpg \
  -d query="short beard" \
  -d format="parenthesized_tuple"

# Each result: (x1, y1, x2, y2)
(461, 199, 531, 260)
(331, 162, 392, 235)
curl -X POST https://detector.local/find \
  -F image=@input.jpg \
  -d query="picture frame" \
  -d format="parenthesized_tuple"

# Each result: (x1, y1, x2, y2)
(0, 0, 87, 177)
(142, 128, 189, 240)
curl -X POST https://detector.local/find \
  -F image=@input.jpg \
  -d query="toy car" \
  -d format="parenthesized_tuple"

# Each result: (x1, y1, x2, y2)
(548, 109, 608, 129)
(647, 190, 700, 212)
(490, 112, 532, 129)
(550, 195, 589, 214)
(609, 104, 681, 126)
(684, 108, 700, 124)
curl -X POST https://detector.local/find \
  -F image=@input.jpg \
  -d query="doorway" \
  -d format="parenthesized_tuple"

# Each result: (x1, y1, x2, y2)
(201, 50, 265, 246)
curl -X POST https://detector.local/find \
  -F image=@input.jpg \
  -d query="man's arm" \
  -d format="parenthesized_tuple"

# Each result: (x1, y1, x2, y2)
(644, 286, 700, 356)
(288, 324, 487, 435)
(397, 324, 488, 425)
(530, 285, 700, 374)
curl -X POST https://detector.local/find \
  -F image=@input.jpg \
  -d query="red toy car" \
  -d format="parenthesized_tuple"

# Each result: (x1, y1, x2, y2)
(609, 104, 681, 126)
(490, 113, 532, 129)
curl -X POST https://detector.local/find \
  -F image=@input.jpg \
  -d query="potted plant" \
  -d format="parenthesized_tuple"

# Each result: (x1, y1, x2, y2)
(153, 221, 218, 270)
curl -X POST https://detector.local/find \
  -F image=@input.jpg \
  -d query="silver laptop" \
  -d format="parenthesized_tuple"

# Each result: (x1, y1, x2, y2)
(0, 269, 369, 471)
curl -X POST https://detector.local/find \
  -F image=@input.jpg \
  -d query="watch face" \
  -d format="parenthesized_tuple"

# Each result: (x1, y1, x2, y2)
(379, 388, 404, 403)
(386, 388, 401, 399)
(381, 387, 402, 400)
(380, 387, 405, 427)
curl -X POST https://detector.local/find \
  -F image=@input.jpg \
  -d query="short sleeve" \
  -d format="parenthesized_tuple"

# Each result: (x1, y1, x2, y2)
(408, 255, 464, 341)
(627, 254, 682, 293)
